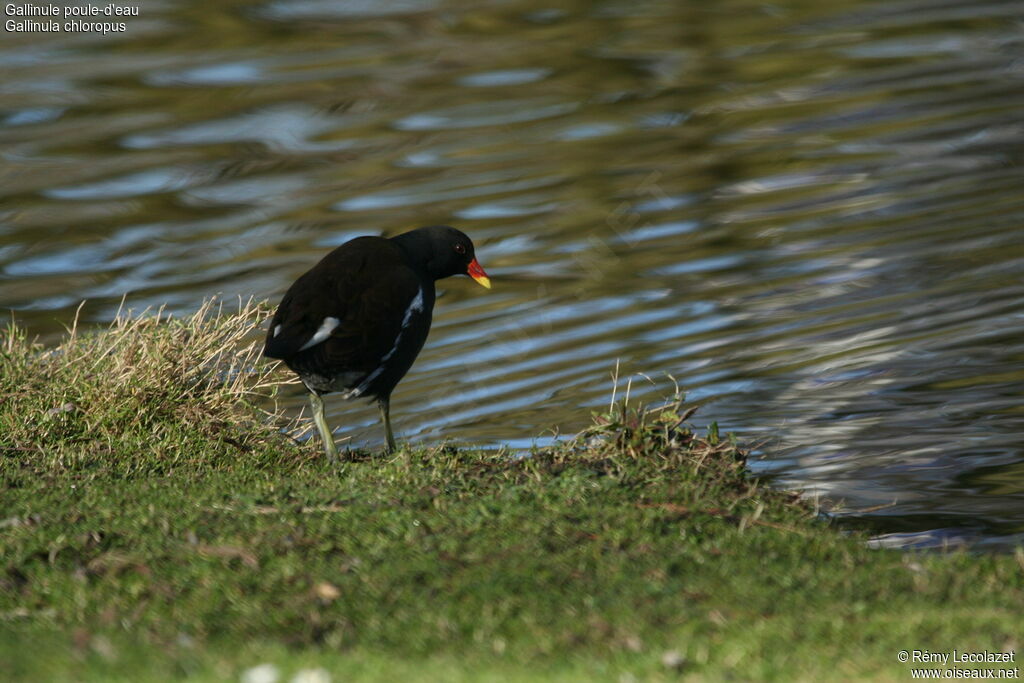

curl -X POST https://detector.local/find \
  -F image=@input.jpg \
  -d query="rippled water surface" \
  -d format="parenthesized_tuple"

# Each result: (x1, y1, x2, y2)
(3, 0, 1024, 548)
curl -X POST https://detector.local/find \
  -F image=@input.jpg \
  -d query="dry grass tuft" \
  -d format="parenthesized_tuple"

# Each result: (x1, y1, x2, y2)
(0, 297, 306, 472)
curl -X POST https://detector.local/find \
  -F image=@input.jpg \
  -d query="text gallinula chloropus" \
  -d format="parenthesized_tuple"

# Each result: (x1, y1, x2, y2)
(263, 225, 491, 460)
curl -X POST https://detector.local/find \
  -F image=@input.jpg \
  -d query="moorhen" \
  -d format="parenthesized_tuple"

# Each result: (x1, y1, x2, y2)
(263, 225, 491, 460)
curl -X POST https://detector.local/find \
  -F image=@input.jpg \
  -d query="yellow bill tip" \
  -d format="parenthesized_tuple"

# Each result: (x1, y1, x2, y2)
(467, 257, 491, 289)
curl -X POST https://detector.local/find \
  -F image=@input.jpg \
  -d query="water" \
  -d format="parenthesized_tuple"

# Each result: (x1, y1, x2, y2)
(3, 0, 1024, 549)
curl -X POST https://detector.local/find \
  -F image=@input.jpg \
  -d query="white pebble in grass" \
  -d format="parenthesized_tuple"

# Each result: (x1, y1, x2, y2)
(661, 650, 687, 670)
(291, 669, 331, 683)
(241, 663, 280, 683)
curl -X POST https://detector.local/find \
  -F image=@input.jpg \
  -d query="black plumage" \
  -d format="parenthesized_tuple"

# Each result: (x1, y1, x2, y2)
(264, 225, 490, 458)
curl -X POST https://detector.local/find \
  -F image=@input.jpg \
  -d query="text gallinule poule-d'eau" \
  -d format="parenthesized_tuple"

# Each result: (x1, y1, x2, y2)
(263, 225, 491, 460)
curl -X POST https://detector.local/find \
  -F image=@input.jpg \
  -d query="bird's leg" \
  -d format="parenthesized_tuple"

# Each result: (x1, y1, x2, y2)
(378, 397, 397, 454)
(309, 392, 338, 462)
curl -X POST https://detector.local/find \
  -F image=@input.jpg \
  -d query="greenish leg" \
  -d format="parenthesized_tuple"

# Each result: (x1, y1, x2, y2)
(309, 392, 338, 462)
(379, 397, 397, 454)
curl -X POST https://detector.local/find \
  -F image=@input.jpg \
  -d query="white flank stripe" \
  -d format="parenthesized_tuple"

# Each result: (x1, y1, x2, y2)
(298, 316, 340, 351)
(354, 287, 424, 394)
(400, 288, 425, 329)
(273, 324, 282, 338)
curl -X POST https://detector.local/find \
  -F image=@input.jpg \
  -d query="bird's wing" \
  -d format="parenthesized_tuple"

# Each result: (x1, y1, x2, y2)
(263, 238, 423, 378)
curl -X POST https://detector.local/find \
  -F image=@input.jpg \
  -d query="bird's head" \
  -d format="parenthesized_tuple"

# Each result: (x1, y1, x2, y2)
(395, 225, 491, 288)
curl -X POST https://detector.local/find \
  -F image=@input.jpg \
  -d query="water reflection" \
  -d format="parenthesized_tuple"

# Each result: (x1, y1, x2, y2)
(2, 0, 1024, 549)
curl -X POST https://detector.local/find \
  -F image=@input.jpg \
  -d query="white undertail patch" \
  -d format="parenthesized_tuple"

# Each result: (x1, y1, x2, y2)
(298, 316, 340, 352)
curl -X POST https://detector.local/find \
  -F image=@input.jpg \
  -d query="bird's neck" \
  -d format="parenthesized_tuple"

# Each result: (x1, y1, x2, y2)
(390, 232, 440, 280)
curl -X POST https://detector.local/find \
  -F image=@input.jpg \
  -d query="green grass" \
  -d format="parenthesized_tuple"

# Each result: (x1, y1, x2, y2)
(1, 301, 1021, 681)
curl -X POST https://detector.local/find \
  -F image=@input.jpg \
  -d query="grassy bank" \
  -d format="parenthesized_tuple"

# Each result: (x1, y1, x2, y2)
(1, 301, 1020, 681)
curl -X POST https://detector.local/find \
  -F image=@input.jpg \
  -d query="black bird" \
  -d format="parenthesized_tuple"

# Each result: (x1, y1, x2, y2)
(263, 225, 491, 459)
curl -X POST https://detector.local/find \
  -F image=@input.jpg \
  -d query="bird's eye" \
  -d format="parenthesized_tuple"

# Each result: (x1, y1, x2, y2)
(454, 243, 466, 255)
